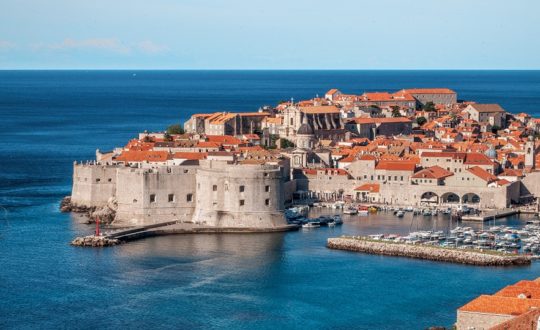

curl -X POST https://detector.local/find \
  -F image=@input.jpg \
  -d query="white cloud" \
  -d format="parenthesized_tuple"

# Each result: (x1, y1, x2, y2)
(29, 38, 168, 55)
(0, 40, 16, 50)
(135, 40, 169, 54)
(32, 38, 131, 54)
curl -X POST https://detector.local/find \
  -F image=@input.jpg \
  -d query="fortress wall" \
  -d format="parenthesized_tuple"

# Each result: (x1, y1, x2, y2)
(193, 160, 286, 228)
(521, 171, 540, 197)
(71, 163, 117, 207)
(114, 166, 197, 227)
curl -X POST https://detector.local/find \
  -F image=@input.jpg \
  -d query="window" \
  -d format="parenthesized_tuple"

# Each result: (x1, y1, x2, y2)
(213, 185, 217, 191)
(187, 194, 193, 202)
(264, 173, 269, 177)
(168, 194, 175, 202)
(183, 169, 188, 174)
(108, 178, 112, 182)
(400, 176, 403, 181)
(150, 194, 156, 203)
(239, 199, 245, 206)
(239, 185, 245, 192)
(265, 199, 270, 206)
(95, 178, 100, 182)
(265, 185, 270, 192)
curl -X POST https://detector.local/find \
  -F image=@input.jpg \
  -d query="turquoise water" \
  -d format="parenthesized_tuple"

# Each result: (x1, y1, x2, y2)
(1, 71, 540, 329)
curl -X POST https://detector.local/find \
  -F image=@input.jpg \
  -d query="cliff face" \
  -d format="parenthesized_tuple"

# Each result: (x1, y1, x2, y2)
(327, 237, 531, 266)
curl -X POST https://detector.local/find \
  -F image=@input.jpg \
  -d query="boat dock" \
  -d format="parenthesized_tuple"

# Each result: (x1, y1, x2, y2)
(461, 208, 519, 222)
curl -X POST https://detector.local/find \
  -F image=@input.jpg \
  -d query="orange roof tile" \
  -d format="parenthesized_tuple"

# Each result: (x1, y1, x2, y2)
(400, 88, 456, 94)
(299, 105, 340, 114)
(115, 150, 171, 162)
(375, 161, 417, 171)
(467, 166, 497, 182)
(412, 165, 454, 179)
(458, 295, 540, 316)
(354, 183, 380, 193)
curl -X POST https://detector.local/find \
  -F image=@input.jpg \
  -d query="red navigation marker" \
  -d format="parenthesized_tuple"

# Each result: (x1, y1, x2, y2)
(95, 217, 100, 236)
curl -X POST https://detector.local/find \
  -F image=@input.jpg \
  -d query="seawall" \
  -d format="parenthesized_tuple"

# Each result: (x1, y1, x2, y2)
(327, 237, 531, 266)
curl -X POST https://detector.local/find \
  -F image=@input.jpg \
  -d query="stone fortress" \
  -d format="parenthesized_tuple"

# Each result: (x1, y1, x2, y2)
(70, 154, 293, 230)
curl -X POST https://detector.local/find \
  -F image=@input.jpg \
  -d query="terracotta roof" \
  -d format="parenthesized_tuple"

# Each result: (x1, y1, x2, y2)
(326, 89, 339, 95)
(206, 135, 242, 145)
(375, 161, 417, 171)
(354, 183, 380, 193)
(500, 169, 524, 177)
(468, 104, 506, 113)
(196, 141, 221, 148)
(464, 153, 494, 166)
(467, 166, 497, 182)
(115, 150, 171, 162)
(299, 105, 340, 114)
(400, 88, 456, 94)
(412, 165, 454, 179)
(358, 154, 377, 161)
(172, 152, 207, 160)
(458, 295, 540, 316)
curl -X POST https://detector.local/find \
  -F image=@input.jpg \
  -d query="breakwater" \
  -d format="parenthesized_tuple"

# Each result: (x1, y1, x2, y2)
(327, 237, 532, 266)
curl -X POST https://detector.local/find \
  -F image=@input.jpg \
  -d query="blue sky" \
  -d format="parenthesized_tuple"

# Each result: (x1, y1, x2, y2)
(1, 0, 539, 69)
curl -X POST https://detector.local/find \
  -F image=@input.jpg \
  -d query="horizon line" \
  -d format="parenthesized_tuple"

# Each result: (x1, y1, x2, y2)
(1, 68, 540, 71)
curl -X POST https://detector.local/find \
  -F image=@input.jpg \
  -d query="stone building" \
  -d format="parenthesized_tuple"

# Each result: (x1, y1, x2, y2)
(398, 88, 457, 106)
(464, 104, 506, 128)
(456, 278, 540, 330)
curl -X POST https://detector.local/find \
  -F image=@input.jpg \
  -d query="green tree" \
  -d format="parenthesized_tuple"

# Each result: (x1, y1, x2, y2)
(166, 124, 185, 135)
(422, 102, 436, 112)
(280, 138, 295, 149)
(416, 116, 427, 126)
(391, 106, 402, 117)
(164, 133, 173, 141)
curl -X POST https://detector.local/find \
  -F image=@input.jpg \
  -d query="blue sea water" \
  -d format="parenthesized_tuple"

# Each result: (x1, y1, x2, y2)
(1, 70, 540, 329)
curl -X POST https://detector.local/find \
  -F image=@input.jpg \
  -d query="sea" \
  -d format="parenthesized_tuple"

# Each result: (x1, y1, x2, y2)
(1, 70, 540, 329)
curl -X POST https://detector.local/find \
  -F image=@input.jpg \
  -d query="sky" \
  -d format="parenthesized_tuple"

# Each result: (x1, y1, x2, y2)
(1, 0, 539, 70)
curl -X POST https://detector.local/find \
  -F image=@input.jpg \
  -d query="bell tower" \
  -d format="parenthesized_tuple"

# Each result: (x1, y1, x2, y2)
(525, 135, 536, 170)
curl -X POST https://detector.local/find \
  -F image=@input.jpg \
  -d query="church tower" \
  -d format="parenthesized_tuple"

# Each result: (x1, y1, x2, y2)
(525, 135, 536, 170)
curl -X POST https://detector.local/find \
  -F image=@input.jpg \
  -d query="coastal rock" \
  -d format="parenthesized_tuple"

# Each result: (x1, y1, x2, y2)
(327, 237, 532, 267)
(90, 205, 116, 224)
(70, 235, 120, 247)
(59, 196, 116, 224)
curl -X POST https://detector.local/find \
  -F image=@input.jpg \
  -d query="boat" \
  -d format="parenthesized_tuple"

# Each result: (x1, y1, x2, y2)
(331, 215, 343, 225)
(396, 210, 405, 218)
(327, 221, 336, 227)
(343, 207, 358, 215)
(302, 222, 320, 229)
(368, 206, 378, 213)
(358, 206, 369, 216)
(422, 209, 432, 216)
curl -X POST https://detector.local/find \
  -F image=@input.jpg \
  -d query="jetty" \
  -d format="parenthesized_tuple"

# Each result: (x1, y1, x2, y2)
(461, 208, 519, 222)
(71, 220, 299, 247)
(327, 236, 532, 266)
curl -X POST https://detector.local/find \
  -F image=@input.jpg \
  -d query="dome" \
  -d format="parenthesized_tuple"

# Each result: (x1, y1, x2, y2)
(296, 114, 314, 135)
(297, 122, 314, 135)
(485, 146, 497, 159)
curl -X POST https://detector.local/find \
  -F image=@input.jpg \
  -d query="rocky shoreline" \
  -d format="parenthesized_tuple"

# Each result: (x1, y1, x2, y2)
(60, 196, 116, 224)
(327, 237, 532, 266)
